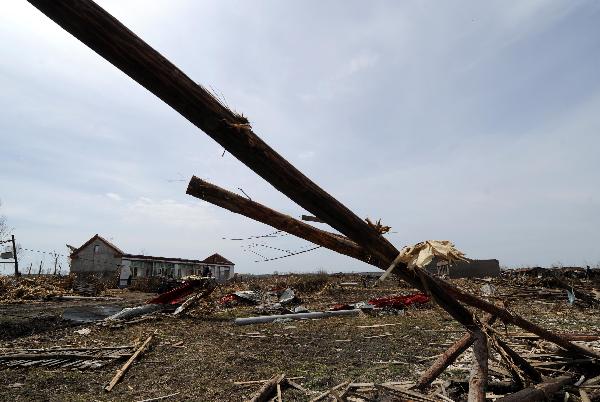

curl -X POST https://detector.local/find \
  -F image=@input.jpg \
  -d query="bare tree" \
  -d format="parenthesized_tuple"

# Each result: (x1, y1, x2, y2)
(0, 199, 24, 260)
(0, 200, 8, 241)
(51, 250, 61, 275)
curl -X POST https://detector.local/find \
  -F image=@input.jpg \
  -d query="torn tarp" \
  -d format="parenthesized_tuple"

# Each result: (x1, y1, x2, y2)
(368, 293, 430, 309)
(147, 277, 214, 305)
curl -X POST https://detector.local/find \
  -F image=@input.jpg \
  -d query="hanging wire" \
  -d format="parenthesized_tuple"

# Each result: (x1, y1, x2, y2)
(243, 248, 268, 260)
(253, 246, 322, 263)
(244, 243, 293, 255)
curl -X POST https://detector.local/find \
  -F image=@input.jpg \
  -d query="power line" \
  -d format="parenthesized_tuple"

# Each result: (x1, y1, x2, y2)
(245, 243, 293, 255)
(253, 246, 321, 263)
(244, 248, 268, 260)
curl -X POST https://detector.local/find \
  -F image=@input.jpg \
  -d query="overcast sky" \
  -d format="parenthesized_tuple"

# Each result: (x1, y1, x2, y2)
(1, 1, 599, 274)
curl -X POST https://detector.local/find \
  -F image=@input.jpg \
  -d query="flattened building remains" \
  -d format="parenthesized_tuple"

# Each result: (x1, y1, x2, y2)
(69, 234, 234, 286)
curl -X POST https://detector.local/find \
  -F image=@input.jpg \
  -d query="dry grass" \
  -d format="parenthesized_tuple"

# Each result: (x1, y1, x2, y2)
(0, 274, 598, 401)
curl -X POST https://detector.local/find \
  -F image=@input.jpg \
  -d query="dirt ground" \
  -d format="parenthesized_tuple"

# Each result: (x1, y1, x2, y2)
(0, 275, 599, 401)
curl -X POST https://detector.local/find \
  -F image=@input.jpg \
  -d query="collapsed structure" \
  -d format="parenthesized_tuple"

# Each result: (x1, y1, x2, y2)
(25, 1, 600, 400)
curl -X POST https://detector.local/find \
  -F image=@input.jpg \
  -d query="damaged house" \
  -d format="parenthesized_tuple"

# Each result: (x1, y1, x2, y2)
(69, 234, 235, 286)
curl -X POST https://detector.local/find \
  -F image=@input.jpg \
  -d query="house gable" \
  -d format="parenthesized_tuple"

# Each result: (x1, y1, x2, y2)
(70, 234, 125, 258)
(201, 253, 234, 265)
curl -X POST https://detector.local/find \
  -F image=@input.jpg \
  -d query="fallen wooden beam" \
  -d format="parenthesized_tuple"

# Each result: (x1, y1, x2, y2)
(376, 383, 436, 402)
(495, 375, 573, 402)
(417, 316, 497, 389)
(284, 379, 314, 396)
(248, 374, 285, 402)
(105, 335, 153, 392)
(310, 381, 350, 402)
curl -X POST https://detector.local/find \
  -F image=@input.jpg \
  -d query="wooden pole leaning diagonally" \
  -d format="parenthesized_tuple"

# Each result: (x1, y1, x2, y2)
(26, 0, 600, 360)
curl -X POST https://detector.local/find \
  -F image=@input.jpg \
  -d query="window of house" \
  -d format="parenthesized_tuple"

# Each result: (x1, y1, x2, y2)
(222, 267, 230, 279)
(94, 245, 100, 253)
(133, 267, 138, 277)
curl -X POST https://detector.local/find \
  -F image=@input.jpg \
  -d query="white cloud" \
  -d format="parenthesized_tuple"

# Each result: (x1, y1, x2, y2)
(105, 192, 122, 201)
(298, 150, 316, 159)
(125, 197, 217, 229)
(343, 51, 379, 77)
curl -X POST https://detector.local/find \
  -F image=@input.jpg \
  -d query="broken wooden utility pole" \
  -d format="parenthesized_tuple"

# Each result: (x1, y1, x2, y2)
(468, 330, 488, 402)
(495, 375, 574, 402)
